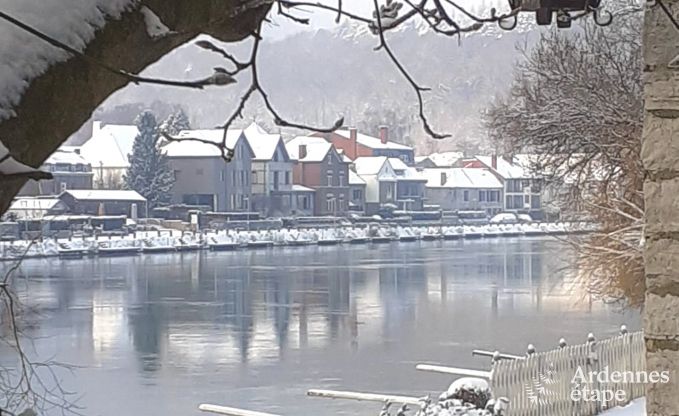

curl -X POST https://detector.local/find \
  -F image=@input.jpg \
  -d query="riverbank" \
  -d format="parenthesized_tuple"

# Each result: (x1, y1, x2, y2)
(0, 221, 594, 261)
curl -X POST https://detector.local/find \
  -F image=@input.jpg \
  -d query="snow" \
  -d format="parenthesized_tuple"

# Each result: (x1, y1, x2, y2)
(389, 158, 426, 181)
(45, 148, 88, 166)
(62, 189, 146, 201)
(163, 129, 244, 157)
(79, 122, 138, 168)
(291, 184, 314, 192)
(348, 170, 366, 185)
(422, 168, 503, 189)
(243, 122, 287, 161)
(140, 6, 173, 39)
(285, 136, 332, 162)
(418, 151, 464, 167)
(0, 0, 135, 121)
(475, 155, 526, 179)
(601, 398, 646, 415)
(333, 129, 413, 151)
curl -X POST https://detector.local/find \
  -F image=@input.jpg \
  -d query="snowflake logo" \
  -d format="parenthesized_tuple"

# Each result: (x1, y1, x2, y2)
(523, 363, 559, 407)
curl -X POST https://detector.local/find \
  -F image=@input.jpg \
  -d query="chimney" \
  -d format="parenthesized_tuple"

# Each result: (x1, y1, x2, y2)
(440, 171, 447, 186)
(92, 120, 102, 135)
(491, 155, 497, 169)
(299, 144, 307, 160)
(379, 126, 389, 144)
(349, 127, 358, 159)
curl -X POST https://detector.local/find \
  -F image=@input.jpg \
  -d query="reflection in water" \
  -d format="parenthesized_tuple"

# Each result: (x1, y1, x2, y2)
(3, 238, 640, 416)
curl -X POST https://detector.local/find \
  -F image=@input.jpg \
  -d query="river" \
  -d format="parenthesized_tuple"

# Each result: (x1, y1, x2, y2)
(0, 237, 640, 416)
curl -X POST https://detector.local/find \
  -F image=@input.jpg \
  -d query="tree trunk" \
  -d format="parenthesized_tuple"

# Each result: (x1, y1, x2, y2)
(642, 1, 679, 414)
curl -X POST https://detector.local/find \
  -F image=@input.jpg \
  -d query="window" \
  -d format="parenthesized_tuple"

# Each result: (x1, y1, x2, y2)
(353, 189, 362, 200)
(326, 193, 335, 212)
(513, 195, 523, 208)
(339, 171, 345, 186)
(285, 171, 290, 185)
(507, 180, 522, 193)
(386, 183, 393, 200)
(273, 171, 279, 191)
(60, 182, 67, 192)
(489, 190, 499, 202)
(302, 196, 310, 210)
(240, 171, 245, 186)
(463, 190, 469, 202)
(524, 195, 530, 204)
(327, 154, 333, 165)
(327, 170, 333, 186)
(252, 171, 258, 183)
(339, 194, 345, 211)
(479, 191, 486, 202)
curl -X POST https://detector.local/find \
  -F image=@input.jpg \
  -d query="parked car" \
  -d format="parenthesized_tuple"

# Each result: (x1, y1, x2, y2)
(490, 213, 533, 224)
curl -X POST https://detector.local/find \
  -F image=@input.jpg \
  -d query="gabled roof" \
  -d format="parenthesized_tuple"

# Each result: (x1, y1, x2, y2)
(243, 122, 289, 161)
(349, 170, 366, 185)
(45, 149, 89, 166)
(163, 129, 245, 158)
(475, 155, 526, 179)
(388, 158, 426, 182)
(353, 156, 398, 181)
(61, 189, 146, 202)
(418, 151, 463, 167)
(423, 168, 503, 189)
(79, 123, 138, 168)
(285, 136, 332, 162)
(333, 130, 412, 151)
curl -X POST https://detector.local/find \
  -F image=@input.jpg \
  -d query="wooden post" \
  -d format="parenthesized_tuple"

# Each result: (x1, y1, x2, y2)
(199, 405, 281, 416)
(307, 389, 425, 405)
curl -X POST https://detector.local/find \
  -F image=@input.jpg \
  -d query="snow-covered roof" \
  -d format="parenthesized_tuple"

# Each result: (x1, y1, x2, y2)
(9, 197, 63, 211)
(420, 151, 463, 167)
(423, 168, 503, 189)
(389, 158, 426, 182)
(285, 136, 332, 162)
(61, 189, 146, 201)
(243, 122, 287, 161)
(163, 129, 244, 158)
(291, 184, 315, 193)
(475, 155, 526, 179)
(354, 156, 390, 175)
(333, 130, 412, 151)
(45, 149, 89, 166)
(0, 1, 134, 122)
(80, 123, 138, 168)
(349, 170, 366, 185)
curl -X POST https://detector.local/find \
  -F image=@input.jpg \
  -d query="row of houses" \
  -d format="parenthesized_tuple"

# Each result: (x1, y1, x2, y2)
(16, 121, 547, 219)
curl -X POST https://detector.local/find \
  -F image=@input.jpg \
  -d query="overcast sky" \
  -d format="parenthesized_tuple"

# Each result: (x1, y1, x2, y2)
(262, 0, 506, 39)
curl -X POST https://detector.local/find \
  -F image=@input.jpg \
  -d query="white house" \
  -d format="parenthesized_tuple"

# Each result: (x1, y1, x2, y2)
(353, 156, 398, 215)
(422, 168, 504, 216)
(79, 121, 138, 189)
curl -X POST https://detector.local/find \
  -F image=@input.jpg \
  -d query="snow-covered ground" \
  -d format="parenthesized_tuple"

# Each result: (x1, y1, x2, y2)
(601, 398, 646, 415)
(0, 221, 595, 260)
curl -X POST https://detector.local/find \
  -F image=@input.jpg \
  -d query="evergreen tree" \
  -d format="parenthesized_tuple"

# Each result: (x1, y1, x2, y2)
(124, 111, 175, 210)
(160, 108, 191, 135)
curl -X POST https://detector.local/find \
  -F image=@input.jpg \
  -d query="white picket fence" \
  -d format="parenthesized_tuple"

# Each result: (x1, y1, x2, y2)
(490, 331, 645, 416)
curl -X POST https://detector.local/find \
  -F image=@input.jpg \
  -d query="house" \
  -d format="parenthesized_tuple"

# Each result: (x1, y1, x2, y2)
(291, 185, 316, 216)
(388, 158, 427, 212)
(422, 168, 503, 215)
(59, 190, 147, 217)
(7, 197, 68, 219)
(286, 136, 350, 216)
(348, 170, 366, 212)
(353, 156, 398, 215)
(415, 151, 463, 169)
(18, 148, 93, 196)
(313, 127, 415, 164)
(242, 123, 295, 217)
(471, 155, 544, 219)
(164, 129, 254, 212)
(79, 121, 138, 189)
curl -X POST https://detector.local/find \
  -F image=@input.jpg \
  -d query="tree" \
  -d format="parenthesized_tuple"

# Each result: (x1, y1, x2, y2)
(641, 0, 679, 413)
(124, 111, 175, 210)
(486, 15, 644, 307)
(159, 108, 191, 135)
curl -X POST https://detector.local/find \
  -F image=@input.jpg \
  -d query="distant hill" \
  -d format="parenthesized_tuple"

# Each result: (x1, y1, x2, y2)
(73, 14, 541, 154)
